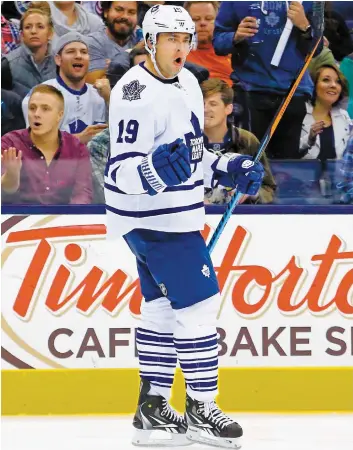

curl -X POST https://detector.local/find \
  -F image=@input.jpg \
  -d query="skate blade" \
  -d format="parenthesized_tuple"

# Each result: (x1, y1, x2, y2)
(187, 426, 241, 449)
(132, 429, 193, 447)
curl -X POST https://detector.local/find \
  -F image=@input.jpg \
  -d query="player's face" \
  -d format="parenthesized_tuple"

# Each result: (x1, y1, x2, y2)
(55, 42, 89, 83)
(28, 93, 64, 136)
(204, 93, 233, 129)
(188, 2, 216, 47)
(21, 13, 53, 50)
(105, 1, 137, 41)
(155, 33, 191, 78)
(315, 67, 342, 106)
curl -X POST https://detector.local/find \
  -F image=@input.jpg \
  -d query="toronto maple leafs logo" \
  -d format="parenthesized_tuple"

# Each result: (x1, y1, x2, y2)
(265, 12, 280, 27)
(201, 264, 210, 278)
(122, 80, 146, 101)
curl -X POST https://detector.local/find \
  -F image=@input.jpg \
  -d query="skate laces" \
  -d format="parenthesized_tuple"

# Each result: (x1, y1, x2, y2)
(161, 399, 184, 423)
(201, 401, 234, 429)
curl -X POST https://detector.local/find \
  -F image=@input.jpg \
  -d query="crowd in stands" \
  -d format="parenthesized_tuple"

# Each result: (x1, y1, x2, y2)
(1, 1, 353, 206)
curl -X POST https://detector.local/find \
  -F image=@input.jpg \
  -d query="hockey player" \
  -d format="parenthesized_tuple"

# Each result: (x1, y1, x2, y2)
(105, 5, 264, 448)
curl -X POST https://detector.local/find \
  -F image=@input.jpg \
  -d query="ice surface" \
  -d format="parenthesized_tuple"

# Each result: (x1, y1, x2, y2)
(2, 413, 353, 450)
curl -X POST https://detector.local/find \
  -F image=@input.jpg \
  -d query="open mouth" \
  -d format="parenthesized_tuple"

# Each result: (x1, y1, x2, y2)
(33, 122, 42, 128)
(174, 57, 183, 66)
(72, 63, 84, 70)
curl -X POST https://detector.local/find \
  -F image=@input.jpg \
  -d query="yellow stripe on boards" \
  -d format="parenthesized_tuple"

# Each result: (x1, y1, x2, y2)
(2, 367, 352, 416)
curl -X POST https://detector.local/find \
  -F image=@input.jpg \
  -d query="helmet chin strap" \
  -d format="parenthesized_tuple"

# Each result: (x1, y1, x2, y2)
(146, 33, 190, 80)
(151, 50, 184, 80)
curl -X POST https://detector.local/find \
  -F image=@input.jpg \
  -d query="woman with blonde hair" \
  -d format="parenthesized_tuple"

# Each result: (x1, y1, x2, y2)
(3, 6, 56, 99)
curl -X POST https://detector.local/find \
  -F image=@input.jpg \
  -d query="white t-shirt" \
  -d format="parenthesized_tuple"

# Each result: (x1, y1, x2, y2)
(22, 76, 106, 133)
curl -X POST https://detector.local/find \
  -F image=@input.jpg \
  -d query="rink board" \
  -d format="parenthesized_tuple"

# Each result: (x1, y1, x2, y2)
(1, 213, 353, 414)
(2, 367, 353, 415)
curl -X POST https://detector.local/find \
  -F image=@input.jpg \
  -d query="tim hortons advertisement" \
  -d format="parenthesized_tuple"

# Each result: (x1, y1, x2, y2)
(1, 214, 352, 370)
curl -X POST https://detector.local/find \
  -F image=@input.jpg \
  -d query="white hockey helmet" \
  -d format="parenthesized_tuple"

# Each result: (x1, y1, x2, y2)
(142, 4, 196, 79)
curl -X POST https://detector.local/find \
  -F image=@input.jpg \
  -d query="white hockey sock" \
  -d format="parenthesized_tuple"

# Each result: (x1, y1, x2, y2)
(174, 328, 218, 402)
(173, 295, 220, 402)
(136, 327, 177, 400)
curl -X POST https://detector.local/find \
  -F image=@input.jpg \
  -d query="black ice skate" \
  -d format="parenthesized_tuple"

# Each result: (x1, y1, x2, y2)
(185, 394, 243, 449)
(132, 379, 191, 447)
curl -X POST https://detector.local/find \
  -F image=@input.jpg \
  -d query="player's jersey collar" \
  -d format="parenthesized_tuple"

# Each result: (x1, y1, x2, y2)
(56, 75, 88, 96)
(139, 62, 179, 84)
(203, 129, 232, 153)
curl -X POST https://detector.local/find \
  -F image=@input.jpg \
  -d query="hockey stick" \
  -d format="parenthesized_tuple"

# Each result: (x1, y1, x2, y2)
(207, 2, 324, 254)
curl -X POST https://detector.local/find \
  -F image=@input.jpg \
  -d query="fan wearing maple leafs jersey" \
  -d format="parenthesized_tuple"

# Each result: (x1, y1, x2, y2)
(105, 5, 263, 449)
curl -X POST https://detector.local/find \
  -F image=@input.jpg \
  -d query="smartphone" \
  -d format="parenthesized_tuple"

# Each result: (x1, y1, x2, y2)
(135, 28, 144, 42)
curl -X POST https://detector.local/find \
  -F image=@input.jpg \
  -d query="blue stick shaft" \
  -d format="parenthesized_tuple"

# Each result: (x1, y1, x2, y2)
(207, 134, 271, 254)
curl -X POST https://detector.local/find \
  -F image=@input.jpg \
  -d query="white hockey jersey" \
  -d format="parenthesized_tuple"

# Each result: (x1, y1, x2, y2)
(22, 75, 106, 133)
(105, 63, 223, 238)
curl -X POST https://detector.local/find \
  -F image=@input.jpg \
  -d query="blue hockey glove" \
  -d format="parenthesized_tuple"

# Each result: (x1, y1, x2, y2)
(138, 138, 191, 195)
(212, 155, 264, 196)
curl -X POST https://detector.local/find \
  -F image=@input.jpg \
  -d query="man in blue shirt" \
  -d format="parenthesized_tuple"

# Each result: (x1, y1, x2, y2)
(213, 1, 323, 159)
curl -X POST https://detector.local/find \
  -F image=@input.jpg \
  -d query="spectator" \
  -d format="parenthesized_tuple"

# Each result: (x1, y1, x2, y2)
(1, 90, 26, 136)
(87, 64, 127, 203)
(105, 59, 130, 88)
(324, 3, 353, 62)
(81, 2, 103, 19)
(300, 65, 351, 160)
(130, 41, 149, 66)
(4, 7, 57, 99)
(337, 130, 353, 204)
(1, 85, 93, 205)
(1, 54, 26, 135)
(184, 1, 232, 86)
(340, 53, 353, 119)
(48, 1, 104, 46)
(22, 32, 109, 144)
(28, 2, 51, 15)
(1, 14, 21, 54)
(213, 1, 323, 159)
(87, 126, 110, 204)
(1, 1, 28, 21)
(1, 57, 13, 91)
(102, 42, 150, 92)
(309, 36, 337, 75)
(85, 1, 141, 84)
(201, 78, 276, 205)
